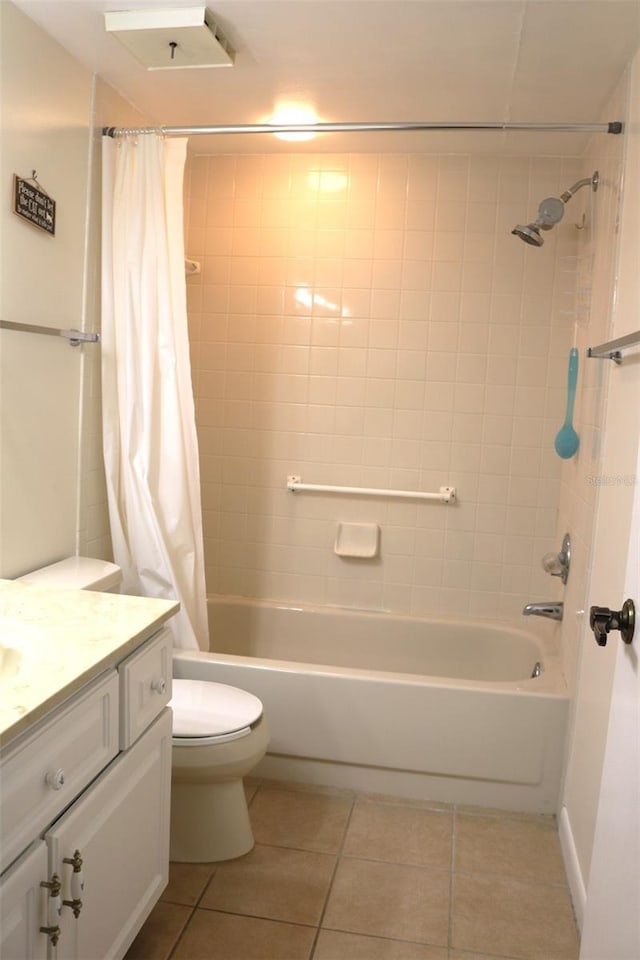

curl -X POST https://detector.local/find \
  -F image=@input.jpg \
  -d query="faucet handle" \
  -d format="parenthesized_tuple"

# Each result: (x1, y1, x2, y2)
(542, 533, 571, 584)
(589, 600, 635, 647)
(542, 552, 565, 576)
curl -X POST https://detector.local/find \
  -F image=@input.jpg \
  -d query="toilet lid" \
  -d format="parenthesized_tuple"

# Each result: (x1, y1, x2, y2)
(169, 679, 263, 738)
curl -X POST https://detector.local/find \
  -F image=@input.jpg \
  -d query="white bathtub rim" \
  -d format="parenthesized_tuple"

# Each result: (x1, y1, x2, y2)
(175, 648, 568, 698)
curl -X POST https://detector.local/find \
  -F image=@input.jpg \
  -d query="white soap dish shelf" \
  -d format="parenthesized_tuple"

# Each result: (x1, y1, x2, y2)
(334, 522, 379, 559)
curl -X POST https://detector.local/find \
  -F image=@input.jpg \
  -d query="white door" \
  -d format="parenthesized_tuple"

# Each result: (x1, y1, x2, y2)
(579, 49, 640, 960)
(580, 434, 640, 959)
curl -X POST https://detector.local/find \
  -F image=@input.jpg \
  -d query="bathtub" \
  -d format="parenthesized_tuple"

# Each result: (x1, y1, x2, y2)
(173, 597, 570, 814)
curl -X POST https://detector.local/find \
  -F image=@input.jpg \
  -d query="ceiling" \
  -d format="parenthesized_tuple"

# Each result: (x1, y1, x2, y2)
(12, 0, 640, 155)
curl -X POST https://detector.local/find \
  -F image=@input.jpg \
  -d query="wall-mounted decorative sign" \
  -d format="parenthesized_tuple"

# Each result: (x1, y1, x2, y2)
(13, 172, 56, 236)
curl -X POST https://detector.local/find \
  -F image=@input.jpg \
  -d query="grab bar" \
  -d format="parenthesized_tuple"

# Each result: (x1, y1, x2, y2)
(586, 329, 640, 363)
(0, 320, 100, 347)
(287, 475, 456, 503)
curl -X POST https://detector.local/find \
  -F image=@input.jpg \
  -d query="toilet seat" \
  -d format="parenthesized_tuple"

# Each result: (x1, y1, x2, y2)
(170, 679, 263, 746)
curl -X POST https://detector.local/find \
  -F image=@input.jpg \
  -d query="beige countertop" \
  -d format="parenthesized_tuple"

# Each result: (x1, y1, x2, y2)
(0, 580, 179, 748)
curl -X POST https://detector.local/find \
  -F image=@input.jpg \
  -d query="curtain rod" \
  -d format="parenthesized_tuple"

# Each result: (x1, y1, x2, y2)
(102, 120, 623, 137)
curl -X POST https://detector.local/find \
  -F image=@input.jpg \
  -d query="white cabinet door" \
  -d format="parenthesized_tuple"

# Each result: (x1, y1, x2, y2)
(0, 841, 48, 960)
(46, 709, 171, 960)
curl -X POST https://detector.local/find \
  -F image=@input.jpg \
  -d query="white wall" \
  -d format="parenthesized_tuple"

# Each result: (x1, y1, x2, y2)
(0, 0, 93, 577)
(0, 2, 142, 578)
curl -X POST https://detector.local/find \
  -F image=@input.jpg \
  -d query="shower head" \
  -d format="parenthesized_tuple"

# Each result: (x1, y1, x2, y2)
(512, 170, 599, 246)
(511, 223, 544, 246)
(511, 195, 564, 246)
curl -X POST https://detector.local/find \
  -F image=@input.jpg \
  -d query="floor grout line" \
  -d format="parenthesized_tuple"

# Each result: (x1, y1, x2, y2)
(166, 904, 197, 960)
(307, 791, 357, 959)
(448, 807, 458, 950)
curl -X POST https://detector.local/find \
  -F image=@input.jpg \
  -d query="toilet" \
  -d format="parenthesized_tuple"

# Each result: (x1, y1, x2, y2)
(170, 678, 269, 861)
(17, 557, 269, 862)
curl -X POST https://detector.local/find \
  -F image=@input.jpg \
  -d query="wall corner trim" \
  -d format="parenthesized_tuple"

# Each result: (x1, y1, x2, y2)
(559, 804, 587, 933)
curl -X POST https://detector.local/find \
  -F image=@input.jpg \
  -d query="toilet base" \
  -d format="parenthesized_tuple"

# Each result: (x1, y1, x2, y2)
(170, 778, 254, 862)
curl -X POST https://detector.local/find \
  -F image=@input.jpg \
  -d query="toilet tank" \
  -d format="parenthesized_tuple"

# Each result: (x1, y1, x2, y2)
(18, 557, 123, 592)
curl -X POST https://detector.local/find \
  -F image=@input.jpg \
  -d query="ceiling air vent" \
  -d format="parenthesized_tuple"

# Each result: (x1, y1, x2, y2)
(104, 6, 234, 70)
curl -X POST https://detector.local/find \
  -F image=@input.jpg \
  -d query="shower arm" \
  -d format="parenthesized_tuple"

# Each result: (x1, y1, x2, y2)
(560, 171, 599, 202)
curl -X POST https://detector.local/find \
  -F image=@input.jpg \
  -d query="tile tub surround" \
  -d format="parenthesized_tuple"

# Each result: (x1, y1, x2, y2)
(126, 780, 580, 960)
(0, 580, 178, 744)
(186, 151, 582, 621)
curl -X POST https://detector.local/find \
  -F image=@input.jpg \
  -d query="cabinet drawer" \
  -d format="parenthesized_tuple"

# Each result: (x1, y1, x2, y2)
(0, 672, 119, 875)
(119, 628, 172, 749)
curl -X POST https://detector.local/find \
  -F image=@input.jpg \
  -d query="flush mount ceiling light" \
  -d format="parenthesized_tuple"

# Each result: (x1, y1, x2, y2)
(104, 6, 234, 70)
(268, 104, 319, 141)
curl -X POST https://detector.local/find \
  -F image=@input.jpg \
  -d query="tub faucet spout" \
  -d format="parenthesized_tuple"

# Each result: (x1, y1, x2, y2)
(523, 602, 563, 621)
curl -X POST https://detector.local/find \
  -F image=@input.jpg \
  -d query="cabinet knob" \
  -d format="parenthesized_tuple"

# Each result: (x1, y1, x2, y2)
(151, 678, 167, 695)
(45, 768, 66, 791)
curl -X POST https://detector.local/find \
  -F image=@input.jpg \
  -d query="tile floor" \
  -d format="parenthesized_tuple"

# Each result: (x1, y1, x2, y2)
(125, 779, 579, 960)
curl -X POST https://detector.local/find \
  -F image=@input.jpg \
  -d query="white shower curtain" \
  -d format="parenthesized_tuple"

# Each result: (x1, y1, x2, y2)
(101, 133, 207, 650)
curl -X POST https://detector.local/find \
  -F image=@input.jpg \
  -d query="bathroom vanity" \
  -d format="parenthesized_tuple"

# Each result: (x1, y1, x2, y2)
(0, 580, 178, 960)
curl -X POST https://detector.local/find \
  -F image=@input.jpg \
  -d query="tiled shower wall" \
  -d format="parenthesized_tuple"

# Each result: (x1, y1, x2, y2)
(185, 151, 583, 620)
(555, 77, 627, 687)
